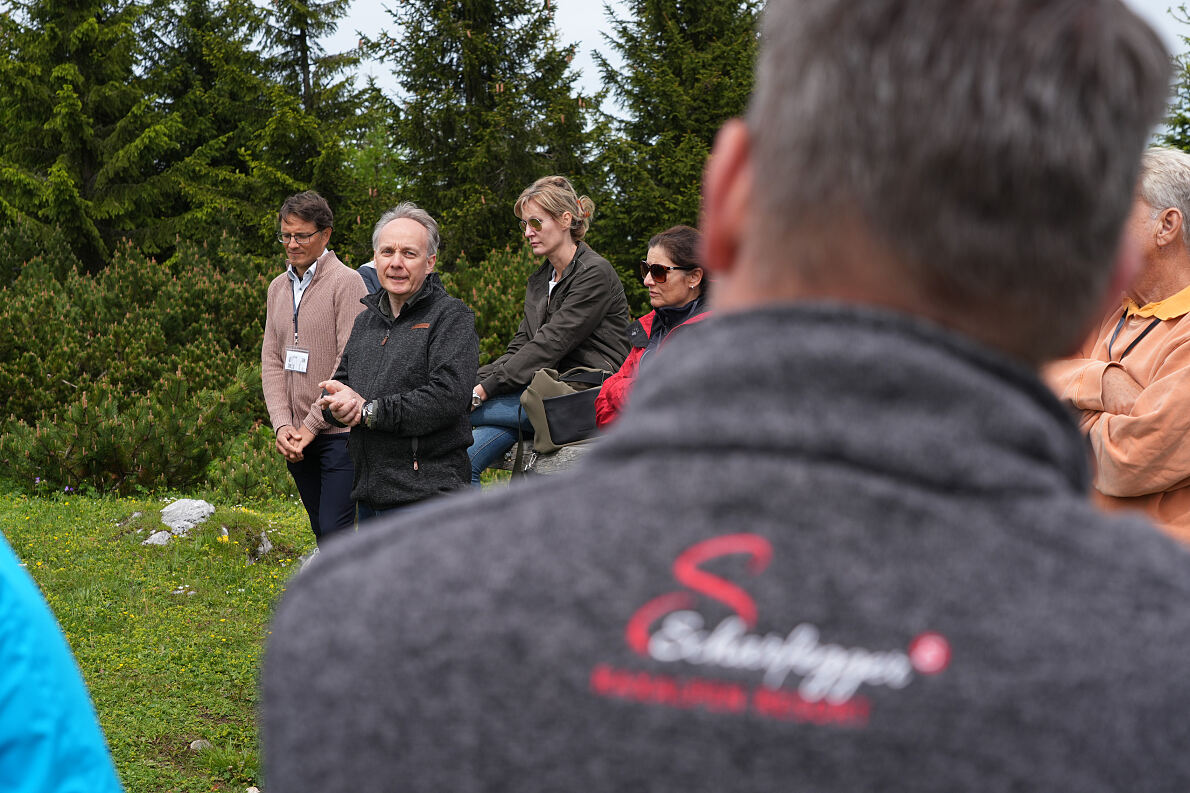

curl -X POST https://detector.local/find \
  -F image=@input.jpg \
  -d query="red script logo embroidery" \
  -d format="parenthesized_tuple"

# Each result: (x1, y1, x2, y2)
(601, 533, 951, 721)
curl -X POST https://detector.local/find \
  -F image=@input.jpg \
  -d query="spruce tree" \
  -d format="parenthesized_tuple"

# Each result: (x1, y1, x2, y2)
(591, 0, 760, 307)
(142, 0, 369, 258)
(262, 0, 356, 117)
(259, 0, 379, 263)
(139, 0, 279, 253)
(1161, 9, 1190, 153)
(368, 0, 597, 266)
(337, 83, 405, 259)
(0, 0, 184, 269)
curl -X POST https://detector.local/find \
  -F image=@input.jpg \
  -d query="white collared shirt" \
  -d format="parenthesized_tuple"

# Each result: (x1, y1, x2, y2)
(287, 260, 319, 312)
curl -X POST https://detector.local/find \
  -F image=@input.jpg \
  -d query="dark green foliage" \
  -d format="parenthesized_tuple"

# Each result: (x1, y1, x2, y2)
(0, 217, 83, 283)
(0, 0, 380, 272)
(252, 0, 369, 247)
(262, 0, 356, 116)
(335, 85, 405, 263)
(140, 0, 287, 254)
(141, 0, 367, 260)
(590, 0, 760, 311)
(205, 423, 296, 504)
(0, 239, 268, 423)
(1162, 8, 1190, 151)
(4, 366, 257, 494)
(0, 240, 273, 494)
(367, 0, 599, 266)
(439, 242, 541, 364)
(0, 0, 185, 269)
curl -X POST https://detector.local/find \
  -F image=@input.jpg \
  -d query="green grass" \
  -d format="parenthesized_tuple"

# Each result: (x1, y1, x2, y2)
(0, 490, 313, 792)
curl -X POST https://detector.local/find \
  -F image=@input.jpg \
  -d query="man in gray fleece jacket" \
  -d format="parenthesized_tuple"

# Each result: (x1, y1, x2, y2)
(318, 203, 478, 519)
(263, 2, 1190, 790)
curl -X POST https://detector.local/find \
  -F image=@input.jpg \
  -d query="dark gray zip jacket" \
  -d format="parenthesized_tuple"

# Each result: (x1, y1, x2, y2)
(477, 241, 630, 396)
(272, 303, 1190, 791)
(325, 273, 478, 509)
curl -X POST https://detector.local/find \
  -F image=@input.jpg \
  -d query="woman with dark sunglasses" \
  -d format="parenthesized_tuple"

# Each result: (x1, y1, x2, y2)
(467, 175, 630, 482)
(595, 225, 712, 428)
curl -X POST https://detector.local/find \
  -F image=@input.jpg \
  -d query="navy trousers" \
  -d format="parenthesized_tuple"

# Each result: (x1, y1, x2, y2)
(287, 433, 356, 545)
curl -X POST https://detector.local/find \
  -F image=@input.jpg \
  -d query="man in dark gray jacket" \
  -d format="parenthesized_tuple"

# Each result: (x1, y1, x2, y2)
(265, 2, 1190, 791)
(319, 203, 478, 520)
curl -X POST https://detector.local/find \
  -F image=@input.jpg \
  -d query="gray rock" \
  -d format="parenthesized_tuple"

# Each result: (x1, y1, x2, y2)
(160, 499, 215, 536)
(142, 531, 172, 546)
(189, 739, 212, 752)
(116, 511, 143, 528)
(251, 531, 274, 563)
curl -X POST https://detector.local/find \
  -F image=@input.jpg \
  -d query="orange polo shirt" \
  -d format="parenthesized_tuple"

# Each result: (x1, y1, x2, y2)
(1044, 285, 1190, 544)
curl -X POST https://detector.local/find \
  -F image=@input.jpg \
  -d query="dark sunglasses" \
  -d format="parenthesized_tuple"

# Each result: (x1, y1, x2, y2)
(518, 217, 544, 232)
(640, 260, 697, 283)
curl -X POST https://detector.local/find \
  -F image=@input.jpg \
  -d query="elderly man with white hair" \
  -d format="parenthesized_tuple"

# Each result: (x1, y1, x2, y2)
(1047, 147, 1190, 544)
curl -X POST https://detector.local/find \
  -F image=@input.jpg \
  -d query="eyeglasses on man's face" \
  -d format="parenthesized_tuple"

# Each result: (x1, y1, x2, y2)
(277, 229, 325, 245)
(640, 261, 697, 283)
(518, 217, 544, 232)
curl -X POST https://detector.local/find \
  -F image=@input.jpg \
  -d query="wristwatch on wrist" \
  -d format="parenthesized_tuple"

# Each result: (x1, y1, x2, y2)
(361, 399, 376, 429)
(471, 390, 483, 409)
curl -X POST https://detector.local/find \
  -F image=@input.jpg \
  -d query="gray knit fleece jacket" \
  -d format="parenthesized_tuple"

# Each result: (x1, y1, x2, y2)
(269, 303, 1190, 792)
(325, 273, 478, 509)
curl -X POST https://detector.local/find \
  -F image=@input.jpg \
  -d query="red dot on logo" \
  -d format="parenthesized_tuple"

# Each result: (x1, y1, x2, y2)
(908, 632, 951, 675)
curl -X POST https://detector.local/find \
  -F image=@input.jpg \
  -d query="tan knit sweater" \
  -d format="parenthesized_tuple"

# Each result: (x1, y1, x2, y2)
(262, 249, 368, 435)
(1044, 289, 1190, 545)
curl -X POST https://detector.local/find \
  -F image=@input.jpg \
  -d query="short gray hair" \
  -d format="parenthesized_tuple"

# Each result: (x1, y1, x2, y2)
(748, 0, 1170, 361)
(373, 202, 440, 257)
(1137, 147, 1190, 244)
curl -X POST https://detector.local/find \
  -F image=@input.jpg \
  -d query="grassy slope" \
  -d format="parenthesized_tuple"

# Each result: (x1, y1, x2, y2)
(0, 491, 314, 792)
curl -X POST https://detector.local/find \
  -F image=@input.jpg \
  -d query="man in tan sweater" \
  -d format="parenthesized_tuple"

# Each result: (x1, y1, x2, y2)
(1046, 147, 1190, 544)
(262, 191, 368, 544)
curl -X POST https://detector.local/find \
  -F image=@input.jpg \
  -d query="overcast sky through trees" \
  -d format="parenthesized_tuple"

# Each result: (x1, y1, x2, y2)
(326, 0, 1190, 121)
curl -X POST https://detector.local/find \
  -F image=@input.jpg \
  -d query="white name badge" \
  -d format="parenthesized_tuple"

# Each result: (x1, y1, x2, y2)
(284, 348, 310, 373)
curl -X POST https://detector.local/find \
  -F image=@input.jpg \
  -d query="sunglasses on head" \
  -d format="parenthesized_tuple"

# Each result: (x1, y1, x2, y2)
(518, 217, 544, 232)
(640, 261, 697, 283)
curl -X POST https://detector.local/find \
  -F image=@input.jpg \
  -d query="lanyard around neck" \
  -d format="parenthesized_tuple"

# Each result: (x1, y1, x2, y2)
(1107, 309, 1161, 361)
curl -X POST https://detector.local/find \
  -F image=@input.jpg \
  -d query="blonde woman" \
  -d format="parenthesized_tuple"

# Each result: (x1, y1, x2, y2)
(468, 176, 630, 482)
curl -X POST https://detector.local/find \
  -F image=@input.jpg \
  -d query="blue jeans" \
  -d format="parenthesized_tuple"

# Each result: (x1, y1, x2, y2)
(468, 390, 532, 485)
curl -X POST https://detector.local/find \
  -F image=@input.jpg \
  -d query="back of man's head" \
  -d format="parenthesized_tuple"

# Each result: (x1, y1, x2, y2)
(746, 0, 1170, 361)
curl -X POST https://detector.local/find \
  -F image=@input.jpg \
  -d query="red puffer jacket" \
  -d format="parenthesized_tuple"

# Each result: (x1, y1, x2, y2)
(595, 307, 712, 428)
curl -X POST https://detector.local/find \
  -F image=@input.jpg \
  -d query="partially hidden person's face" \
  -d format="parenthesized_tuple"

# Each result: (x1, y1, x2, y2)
(375, 217, 435, 303)
(519, 198, 572, 260)
(1123, 196, 1162, 266)
(643, 245, 701, 309)
(280, 214, 329, 272)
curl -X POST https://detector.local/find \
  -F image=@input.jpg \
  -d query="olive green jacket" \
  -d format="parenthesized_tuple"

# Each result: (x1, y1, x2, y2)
(477, 242, 630, 396)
